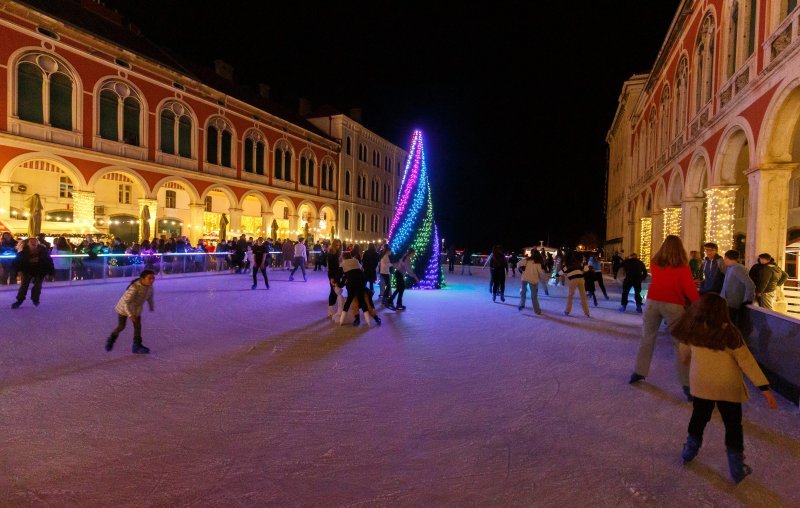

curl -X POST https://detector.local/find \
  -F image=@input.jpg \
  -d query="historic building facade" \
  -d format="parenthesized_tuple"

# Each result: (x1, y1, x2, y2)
(607, 0, 800, 297)
(0, 1, 403, 246)
(307, 113, 406, 244)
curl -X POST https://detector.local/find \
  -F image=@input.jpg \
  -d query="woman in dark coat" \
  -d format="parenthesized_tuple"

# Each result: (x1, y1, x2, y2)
(490, 245, 508, 302)
(361, 243, 380, 292)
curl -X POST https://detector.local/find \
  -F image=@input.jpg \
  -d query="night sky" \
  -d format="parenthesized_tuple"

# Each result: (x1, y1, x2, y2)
(106, 0, 680, 252)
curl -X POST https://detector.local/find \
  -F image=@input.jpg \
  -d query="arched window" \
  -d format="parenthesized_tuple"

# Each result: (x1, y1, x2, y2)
(695, 14, 716, 112)
(243, 130, 266, 175)
(345, 170, 351, 195)
(16, 53, 76, 130)
(726, 0, 757, 78)
(273, 141, 293, 181)
(206, 117, 234, 167)
(344, 209, 350, 230)
(659, 86, 671, 154)
(98, 81, 142, 145)
(160, 101, 193, 158)
(300, 151, 316, 186)
(321, 160, 335, 191)
(778, 0, 797, 24)
(346, 136, 352, 155)
(674, 57, 688, 136)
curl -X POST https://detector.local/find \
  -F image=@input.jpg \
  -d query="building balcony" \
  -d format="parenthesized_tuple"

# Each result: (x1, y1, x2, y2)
(93, 136, 147, 161)
(764, 8, 800, 68)
(203, 162, 235, 179)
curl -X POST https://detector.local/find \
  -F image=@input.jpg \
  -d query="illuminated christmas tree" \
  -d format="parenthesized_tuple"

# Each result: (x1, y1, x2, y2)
(388, 129, 444, 289)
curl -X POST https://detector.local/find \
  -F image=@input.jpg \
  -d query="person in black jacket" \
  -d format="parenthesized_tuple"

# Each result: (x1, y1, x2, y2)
(619, 253, 648, 313)
(361, 243, 380, 292)
(250, 237, 270, 289)
(11, 237, 54, 308)
(611, 251, 623, 279)
(489, 245, 508, 302)
(327, 239, 343, 318)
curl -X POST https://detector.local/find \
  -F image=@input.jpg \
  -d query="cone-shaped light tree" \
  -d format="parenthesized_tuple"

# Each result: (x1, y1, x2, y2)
(388, 130, 444, 289)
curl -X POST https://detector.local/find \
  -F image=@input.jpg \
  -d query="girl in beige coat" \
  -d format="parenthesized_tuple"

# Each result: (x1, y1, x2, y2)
(671, 293, 777, 484)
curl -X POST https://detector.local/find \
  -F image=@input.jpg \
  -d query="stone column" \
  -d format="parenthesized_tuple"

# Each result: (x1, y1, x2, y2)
(663, 207, 682, 238)
(625, 220, 635, 255)
(704, 185, 739, 251)
(681, 198, 705, 253)
(651, 211, 664, 255)
(288, 213, 299, 237)
(746, 164, 793, 267)
(0, 183, 12, 221)
(228, 207, 243, 236)
(188, 204, 205, 245)
(639, 217, 652, 261)
(71, 190, 95, 231)
(137, 198, 158, 242)
(261, 212, 273, 238)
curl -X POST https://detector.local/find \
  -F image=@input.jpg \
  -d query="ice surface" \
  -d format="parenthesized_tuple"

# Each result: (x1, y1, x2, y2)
(1, 270, 799, 506)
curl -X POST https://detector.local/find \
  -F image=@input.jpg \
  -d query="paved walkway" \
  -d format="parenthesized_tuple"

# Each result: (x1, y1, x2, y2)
(2, 269, 799, 506)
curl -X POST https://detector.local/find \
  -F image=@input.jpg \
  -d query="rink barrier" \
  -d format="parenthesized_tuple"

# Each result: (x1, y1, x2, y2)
(746, 305, 800, 406)
(0, 250, 324, 290)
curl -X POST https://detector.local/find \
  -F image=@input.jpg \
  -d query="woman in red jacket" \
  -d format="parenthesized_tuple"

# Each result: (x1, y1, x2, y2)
(629, 235, 700, 401)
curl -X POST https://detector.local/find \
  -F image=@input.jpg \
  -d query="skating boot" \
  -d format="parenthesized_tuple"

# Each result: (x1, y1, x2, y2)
(105, 334, 118, 352)
(727, 449, 752, 484)
(681, 434, 702, 463)
(327, 306, 335, 317)
(132, 342, 150, 354)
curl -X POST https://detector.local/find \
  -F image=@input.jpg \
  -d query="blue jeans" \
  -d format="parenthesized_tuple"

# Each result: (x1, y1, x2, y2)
(519, 281, 541, 313)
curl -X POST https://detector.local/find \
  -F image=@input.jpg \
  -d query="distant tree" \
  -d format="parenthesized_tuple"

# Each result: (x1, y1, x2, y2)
(577, 231, 600, 250)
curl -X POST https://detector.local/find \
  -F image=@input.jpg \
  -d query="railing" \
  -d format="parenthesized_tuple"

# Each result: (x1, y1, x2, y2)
(0, 250, 325, 290)
(719, 56, 755, 110)
(764, 8, 800, 67)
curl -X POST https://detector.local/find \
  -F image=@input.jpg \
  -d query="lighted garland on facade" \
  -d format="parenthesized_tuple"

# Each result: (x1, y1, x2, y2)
(639, 217, 652, 261)
(388, 130, 444, 289)
(704, 186, 737, 251)
(663, 207, 682, 239)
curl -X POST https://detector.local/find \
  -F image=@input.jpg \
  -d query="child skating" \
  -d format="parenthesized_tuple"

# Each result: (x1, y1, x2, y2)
(670, 293, 778, 483)
(105, 270, 156, 354)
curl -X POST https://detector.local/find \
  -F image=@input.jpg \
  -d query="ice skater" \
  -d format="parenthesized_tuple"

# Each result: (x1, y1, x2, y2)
(338, 250, 381, 326)
(388, 249, 418, 310)
(379, 246, 395, 309)
(105, 269, 155, 354)
(250, 237, 270, 289)
(562, 251, 590, 317)
(10, 237, 54, 308)
(517, 250, 546, 314)
(288, 236, 308, 281)
(327, 239, 344, 318)
(670, 293, 777, 483)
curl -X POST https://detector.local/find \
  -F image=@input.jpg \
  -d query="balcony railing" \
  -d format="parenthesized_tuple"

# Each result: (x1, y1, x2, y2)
(720, 56, 755, 110)
(765, 8, 800, 67)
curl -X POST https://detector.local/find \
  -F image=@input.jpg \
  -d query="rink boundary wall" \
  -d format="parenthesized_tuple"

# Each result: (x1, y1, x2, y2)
(746, 305, 800, 406)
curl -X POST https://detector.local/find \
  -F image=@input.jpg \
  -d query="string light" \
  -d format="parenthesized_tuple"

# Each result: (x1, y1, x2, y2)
(640, 217, 652, 261)
(704, 186, 737, 251)
(387, 129, 444, 289)
(663, 207, 682, 239)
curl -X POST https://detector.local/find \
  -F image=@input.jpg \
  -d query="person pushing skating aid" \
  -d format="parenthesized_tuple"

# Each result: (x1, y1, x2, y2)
(105, 270, 156, 354)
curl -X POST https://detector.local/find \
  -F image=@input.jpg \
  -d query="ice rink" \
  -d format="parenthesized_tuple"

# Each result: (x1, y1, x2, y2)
(2, 268, 799, 506)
